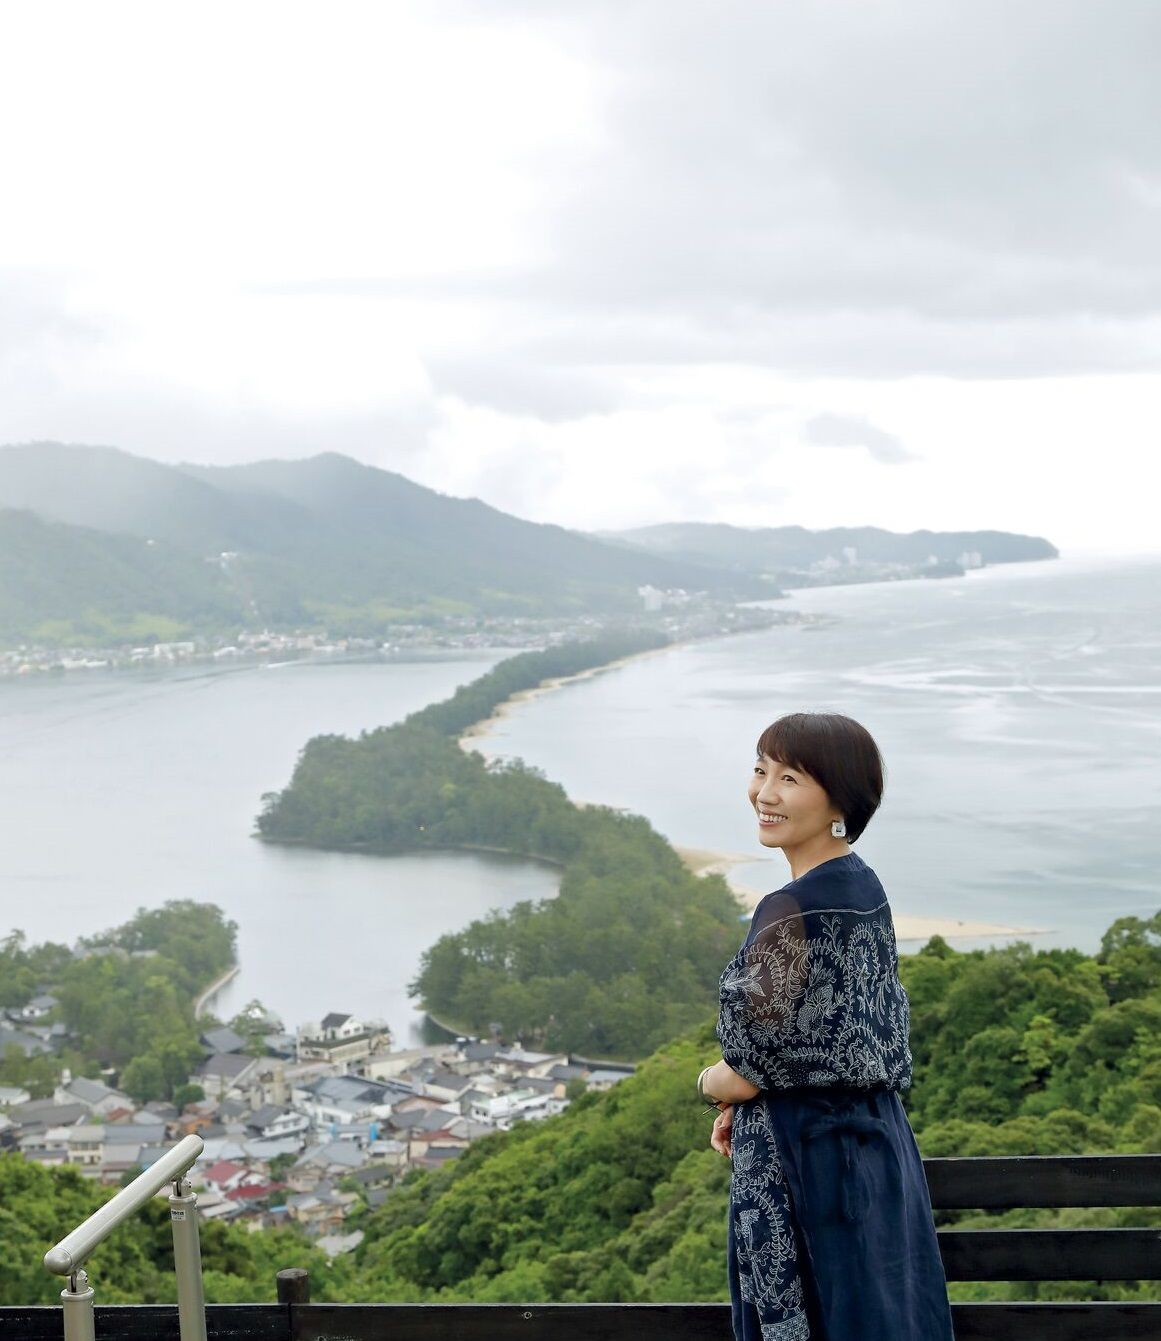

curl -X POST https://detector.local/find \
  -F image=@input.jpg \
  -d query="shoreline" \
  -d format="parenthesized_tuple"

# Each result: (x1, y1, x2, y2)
(193, 963, 240, 1018)
(674, 845, 1043, 943)
(455, 647, 1047, 949)
(458, 643, 675, 755)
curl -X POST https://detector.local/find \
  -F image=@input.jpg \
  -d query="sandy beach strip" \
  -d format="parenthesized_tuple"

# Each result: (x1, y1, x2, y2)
(673, 844, 1042, 943)
(457, 644, 675, 755)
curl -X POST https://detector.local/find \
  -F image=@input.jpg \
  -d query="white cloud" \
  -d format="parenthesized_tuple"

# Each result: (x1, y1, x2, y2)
(0, 1, 1157, 553)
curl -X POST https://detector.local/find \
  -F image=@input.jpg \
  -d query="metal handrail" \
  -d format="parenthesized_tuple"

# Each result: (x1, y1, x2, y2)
(44, 1132, 207, 1341)
(44, 1133, 205, 1275)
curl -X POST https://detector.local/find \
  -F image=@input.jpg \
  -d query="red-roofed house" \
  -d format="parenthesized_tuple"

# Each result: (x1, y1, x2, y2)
(202, 1160, 256, 1196)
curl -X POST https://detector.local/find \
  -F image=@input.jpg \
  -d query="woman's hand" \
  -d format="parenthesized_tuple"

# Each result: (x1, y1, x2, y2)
(710, 1104, 734, 1158)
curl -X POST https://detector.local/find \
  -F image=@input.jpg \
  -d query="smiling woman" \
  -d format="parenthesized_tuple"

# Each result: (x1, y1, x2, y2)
(749, 712, 884, 879)
(699, 712, 954, 1341)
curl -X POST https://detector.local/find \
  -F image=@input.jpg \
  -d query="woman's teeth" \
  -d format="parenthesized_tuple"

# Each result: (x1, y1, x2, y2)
(758, 810, 788, 823)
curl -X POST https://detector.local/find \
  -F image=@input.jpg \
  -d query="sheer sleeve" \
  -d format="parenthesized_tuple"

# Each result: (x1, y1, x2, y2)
(716, 888, 913, 1093)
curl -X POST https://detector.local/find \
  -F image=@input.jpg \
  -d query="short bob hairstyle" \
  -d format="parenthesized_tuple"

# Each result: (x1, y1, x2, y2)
(756, 712, 885, 844)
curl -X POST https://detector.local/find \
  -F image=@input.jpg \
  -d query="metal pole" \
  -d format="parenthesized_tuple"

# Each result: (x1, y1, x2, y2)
(60, 1270, 95, 1341)
(169, 1178, 208, 1341)
(45, 1134, 206, 1277)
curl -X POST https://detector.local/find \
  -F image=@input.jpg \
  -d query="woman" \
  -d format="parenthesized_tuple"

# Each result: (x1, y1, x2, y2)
(697, 712, 954, 1341)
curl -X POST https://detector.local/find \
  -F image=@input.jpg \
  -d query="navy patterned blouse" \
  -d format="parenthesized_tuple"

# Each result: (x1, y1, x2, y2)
(716, 852, 954, 1341)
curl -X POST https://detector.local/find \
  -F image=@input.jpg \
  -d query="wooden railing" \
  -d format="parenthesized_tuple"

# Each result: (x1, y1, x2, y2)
(4, 1154, 1160, 1340)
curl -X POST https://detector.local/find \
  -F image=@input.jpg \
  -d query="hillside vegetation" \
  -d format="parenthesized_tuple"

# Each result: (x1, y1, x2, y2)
(343, 915, 1161, 1307)
(0, 509, 245, 646)
(0, 442, 1061, 647)
(1, 903, 236, 1105)
(256, 640, 1160, 1306)
(3, 918, 1159, 1307)
(0, 444, 771, 643)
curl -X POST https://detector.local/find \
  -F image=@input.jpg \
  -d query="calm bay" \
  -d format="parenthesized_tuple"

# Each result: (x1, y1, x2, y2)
(2, 554, 1157, 1050)
(0, 655, 560, 1044)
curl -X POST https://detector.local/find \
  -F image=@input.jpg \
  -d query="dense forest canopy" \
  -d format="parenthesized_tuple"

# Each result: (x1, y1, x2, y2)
(258, 632, 738, 1056)
(1, 902, 236, 1103)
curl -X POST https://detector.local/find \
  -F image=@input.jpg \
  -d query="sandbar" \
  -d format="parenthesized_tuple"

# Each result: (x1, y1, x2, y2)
(674, 845, 1043, 943)
(458, 645, 674, 755)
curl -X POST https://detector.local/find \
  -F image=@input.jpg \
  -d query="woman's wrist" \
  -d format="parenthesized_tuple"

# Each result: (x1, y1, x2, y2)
(697, 1065, 725, 1110)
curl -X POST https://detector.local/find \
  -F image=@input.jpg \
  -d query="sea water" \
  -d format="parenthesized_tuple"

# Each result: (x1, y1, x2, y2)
(477, 556, 1161, 953)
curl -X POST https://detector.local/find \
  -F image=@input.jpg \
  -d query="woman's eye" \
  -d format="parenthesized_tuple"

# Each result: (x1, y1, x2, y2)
(782, 775, 796, 784)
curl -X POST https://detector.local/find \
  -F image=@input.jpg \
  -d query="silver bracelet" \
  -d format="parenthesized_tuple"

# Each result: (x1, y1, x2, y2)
(698, 1066, 722, 1110)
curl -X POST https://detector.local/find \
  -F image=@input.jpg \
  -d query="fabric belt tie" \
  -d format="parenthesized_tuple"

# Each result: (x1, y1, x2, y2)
(801, 1109, 891, 1223)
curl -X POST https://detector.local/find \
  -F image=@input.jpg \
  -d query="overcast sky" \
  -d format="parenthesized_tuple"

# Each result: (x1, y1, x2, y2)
(1, 1, 1158, 552)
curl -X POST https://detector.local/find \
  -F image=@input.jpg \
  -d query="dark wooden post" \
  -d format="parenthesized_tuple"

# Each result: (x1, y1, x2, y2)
(276, 1267, 311, 1305)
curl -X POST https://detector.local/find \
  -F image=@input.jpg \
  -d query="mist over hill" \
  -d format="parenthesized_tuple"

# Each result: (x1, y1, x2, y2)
(0, 507, 246, 645)
(0, 444, 771, 645)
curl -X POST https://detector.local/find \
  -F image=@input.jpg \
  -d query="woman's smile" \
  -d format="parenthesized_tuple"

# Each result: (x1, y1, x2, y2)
(756, 808, 789, 826)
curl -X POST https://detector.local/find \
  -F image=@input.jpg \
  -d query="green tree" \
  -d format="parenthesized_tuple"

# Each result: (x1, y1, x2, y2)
(120, 1055, 165, 1104)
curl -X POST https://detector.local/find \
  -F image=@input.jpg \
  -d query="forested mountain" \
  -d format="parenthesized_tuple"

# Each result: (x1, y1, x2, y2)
(0, 508, 246, 645)
(604, 521, 1058, 578)
(0, 443, 1059, 646)
(0, 444, 772, 644)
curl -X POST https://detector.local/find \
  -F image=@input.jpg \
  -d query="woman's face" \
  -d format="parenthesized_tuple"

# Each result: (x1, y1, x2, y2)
(747, 753, 840, 849)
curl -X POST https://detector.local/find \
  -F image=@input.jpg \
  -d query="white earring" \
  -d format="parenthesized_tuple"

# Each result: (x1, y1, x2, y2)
(831, 819, 847, 838)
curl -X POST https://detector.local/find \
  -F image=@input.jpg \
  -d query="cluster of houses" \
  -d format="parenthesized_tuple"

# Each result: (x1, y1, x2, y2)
(0, 1005, 630, 1257)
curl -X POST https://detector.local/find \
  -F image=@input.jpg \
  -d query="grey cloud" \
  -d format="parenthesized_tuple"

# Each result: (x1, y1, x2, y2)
(7, 0, 1161, 455)
(556, 2, 1161, 318)
(277, 0, 1161, 393)
(802, 414, 916, 465)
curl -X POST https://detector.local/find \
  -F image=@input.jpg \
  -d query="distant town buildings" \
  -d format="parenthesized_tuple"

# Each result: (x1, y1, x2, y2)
(1, 600, 809, 679)
(0, 992, 632, 1252)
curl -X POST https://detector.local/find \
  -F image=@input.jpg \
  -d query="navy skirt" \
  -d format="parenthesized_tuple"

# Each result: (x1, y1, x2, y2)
(727, 1086, 954, 1341)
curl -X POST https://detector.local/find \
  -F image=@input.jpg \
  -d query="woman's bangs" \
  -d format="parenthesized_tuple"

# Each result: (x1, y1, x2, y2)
(755, 719, 813, 776)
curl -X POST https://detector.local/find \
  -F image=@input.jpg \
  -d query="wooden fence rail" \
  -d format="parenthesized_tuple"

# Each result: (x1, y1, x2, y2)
(2, 1154, 1158, 1340)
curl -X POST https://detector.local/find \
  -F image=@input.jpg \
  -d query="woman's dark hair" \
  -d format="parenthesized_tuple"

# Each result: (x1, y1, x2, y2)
(756, 712, 885, 843)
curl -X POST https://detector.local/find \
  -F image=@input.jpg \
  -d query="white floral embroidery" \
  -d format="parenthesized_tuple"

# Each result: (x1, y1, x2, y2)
(720, 890, 913, 1340)
(731, 1102, 806, 1333)
(718, 899, 912, 1094)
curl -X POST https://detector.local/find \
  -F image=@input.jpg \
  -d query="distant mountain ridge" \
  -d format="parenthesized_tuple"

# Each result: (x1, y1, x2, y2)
(0, 443, 771, 645)
(603, 521, 1058, 578)
(0, 443, 1059, 648)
